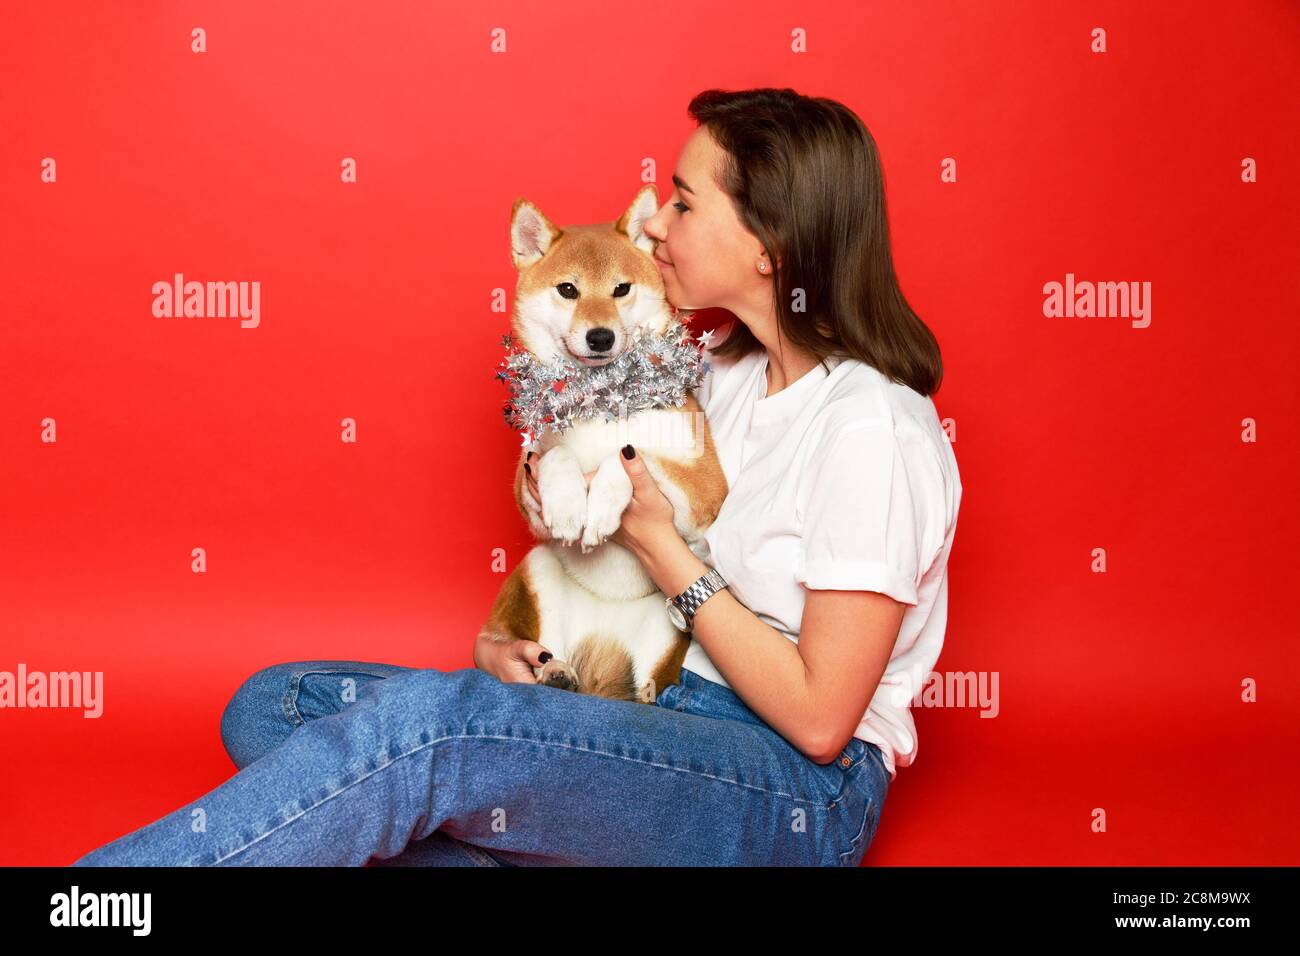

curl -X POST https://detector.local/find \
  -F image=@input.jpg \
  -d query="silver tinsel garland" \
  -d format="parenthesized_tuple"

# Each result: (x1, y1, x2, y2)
(495, 314, 711, 446)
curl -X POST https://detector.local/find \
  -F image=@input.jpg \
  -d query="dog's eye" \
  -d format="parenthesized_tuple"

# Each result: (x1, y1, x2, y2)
(613, 282, 631, 297)
(556, 282, 579, 299)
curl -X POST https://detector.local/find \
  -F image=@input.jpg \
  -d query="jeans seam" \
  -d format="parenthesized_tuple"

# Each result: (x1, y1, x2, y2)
(208, 731, 832, 865)
(835, 750, 887, 866)
(837, 795, 875, 866)
(453, 838, 506, 867)
(281, 672, 309, 729)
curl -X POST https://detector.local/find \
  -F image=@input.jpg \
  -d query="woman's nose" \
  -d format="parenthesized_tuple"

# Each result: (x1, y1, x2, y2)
(644, 207, 667, 240)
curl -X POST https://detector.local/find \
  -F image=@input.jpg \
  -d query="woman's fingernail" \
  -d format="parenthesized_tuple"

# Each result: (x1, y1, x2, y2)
(527, 451, 535, 461)
(622, 444, 635, 459)
(538, 651, 552, 663)
(524, 463, 531, 476)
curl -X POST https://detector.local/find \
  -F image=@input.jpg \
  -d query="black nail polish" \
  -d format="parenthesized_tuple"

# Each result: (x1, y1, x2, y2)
(527, 451, 535, 461)
(524, 462, 531, 476)
(622, 444, 635, 459)
(538, 651, 552, 663)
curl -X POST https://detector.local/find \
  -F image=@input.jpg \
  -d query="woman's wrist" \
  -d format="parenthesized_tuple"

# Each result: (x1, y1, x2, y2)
(639, 530, 710, 599)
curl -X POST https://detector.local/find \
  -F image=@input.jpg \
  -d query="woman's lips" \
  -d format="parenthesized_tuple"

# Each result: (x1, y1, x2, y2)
(655, 255, 674, 269)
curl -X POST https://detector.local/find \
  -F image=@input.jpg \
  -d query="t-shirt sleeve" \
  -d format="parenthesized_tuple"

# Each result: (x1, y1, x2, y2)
(794, 419, 945, 606)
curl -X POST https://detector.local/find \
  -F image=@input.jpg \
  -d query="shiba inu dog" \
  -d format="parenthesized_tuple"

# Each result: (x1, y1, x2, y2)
(477, 185, 728, 703)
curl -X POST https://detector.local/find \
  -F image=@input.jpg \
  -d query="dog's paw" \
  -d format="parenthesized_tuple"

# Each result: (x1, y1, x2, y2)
(539, 659, 581, 693)
(526, 509, 551, 540)
(580, 463, 634, 552)
(539, 472, 588, 546)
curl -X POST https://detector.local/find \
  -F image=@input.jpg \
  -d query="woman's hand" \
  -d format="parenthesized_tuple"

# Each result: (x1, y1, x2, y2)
(606, 445, 680, 558)
(473, 633, 551, 684)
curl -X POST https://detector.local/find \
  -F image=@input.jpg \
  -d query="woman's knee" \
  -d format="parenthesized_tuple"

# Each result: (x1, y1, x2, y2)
(219, 663, 299, 769)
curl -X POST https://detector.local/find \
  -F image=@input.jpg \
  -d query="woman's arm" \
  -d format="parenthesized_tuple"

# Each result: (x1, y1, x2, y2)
(636, 533, 903, 764)
(527, 443, 906, 762)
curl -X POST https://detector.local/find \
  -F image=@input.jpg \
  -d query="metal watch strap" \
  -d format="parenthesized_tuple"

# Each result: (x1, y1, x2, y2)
(672, 568, 728, 626)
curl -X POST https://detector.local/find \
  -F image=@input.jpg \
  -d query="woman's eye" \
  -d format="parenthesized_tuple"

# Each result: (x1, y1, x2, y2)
(556, 282, 579, 299)
(613, 282, 631, 297)
(673, 201, 689, 213)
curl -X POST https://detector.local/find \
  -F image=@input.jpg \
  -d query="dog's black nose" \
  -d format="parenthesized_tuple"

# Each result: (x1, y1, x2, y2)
(586, 327, 615, 352)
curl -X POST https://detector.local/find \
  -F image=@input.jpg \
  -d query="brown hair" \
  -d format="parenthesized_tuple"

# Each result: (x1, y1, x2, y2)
(686, 87, 943, 396)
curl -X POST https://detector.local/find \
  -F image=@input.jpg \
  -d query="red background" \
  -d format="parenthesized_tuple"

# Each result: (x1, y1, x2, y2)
(2, 0, 1297, 866)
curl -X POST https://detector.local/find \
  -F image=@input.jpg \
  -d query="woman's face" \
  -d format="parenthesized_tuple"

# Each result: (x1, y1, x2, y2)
(644, 126, 767, 313)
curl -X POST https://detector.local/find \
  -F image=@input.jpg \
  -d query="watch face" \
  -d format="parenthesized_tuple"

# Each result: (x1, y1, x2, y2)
(668, 603, 688, 631)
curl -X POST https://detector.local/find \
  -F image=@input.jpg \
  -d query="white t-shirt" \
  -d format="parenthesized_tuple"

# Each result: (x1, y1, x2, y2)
(683, 324, 963, 781)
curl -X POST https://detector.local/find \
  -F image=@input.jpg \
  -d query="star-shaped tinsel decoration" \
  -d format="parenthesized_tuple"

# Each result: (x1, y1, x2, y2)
(495, 310, 709, 439)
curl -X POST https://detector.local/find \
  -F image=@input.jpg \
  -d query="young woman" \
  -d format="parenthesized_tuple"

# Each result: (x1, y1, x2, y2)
(72, 87, 961, 867)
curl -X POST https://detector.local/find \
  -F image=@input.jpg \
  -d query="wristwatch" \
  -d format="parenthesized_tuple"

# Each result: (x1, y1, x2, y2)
(666, 568, 728, 632)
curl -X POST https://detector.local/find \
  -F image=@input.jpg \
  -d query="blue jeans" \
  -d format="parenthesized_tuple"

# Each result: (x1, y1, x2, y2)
(71, 662, 889, 866)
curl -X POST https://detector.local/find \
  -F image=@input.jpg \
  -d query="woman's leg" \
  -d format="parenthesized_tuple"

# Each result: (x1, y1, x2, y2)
(217, 659, 508, 866)
(219, 660, 419, 769)
(72, 666, 869, 866)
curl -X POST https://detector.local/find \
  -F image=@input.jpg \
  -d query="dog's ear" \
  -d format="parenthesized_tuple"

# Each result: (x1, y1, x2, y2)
(510, 198, 562, 270)
(615, 184, 660, 257)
